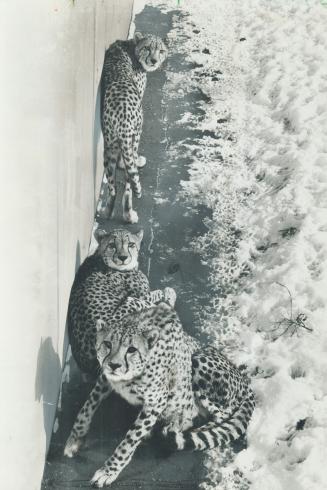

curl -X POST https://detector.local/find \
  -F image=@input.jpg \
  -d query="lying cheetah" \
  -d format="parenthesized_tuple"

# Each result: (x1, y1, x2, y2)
(68, 228, 175, 377)
(100, 32, 168, 223)
(65, 304, 255, 487)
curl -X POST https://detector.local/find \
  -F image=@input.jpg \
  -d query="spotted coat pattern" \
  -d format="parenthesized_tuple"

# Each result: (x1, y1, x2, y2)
(100, 33, 167, 223)
(68, 228, 175, 377)
(64, 304, 255, 487)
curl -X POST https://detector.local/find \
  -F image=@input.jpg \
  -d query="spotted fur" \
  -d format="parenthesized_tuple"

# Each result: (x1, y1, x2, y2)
(67, 228, 175, 377)
(64, 304, 255, 487)
(100, 32, 168, 223)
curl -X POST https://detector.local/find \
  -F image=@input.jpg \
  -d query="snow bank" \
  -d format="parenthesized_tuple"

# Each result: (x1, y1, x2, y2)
(155, 0, 327, 488)
(228, 2, 327, 489)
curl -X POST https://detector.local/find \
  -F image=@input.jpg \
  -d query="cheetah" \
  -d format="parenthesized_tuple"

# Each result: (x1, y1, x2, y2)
(64, 303, 255, 487)
(67, 228, 175, 377)
(100, 32, 168, 223)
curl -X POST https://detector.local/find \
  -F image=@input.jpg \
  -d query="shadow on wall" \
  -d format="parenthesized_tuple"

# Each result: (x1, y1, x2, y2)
(75, 239, 81, 273)
(34, 241, 82, 450)
(93, 68, 103, 212)
(61, 239, 82, 369)
(35, 337, 62, 450)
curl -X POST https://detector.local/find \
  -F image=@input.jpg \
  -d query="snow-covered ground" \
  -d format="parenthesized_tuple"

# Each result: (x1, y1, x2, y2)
(152, 0, 327, 488)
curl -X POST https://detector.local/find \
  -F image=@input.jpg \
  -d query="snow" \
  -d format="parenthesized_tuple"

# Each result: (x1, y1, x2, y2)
(146, 0, 327, 488)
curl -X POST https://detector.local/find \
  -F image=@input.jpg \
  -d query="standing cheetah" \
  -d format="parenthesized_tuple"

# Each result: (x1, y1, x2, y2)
(67, 228, 175, 377)
(100, 33, 168, 223)
(64, 303, 255, 487)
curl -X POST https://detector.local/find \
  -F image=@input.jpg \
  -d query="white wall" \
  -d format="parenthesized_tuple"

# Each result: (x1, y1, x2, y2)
(0, 1, 133, 488)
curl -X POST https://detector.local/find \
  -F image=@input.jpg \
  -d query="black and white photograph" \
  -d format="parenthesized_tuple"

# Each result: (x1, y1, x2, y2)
(1, 1, 327, 489)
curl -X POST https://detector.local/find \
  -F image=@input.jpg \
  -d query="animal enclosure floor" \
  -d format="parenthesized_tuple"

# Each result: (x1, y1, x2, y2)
(41, 4, 218, 489)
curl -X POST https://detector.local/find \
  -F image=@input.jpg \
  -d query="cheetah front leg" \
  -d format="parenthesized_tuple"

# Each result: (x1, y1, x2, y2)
(111, 288, 176, 322)
(64, 375, 111, 458)
(91, 408, 159, 488)
(122, 178, 138, 224)
(150, 287, 177, 307)
(142, 287, 176, 307)
(121, 136, 141, 223)
(133, 118, 146, 168)
(112, 295, 154, 322)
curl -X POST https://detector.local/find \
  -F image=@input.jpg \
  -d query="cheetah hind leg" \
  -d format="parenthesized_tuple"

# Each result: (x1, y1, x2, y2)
(152, 425, 185, 457)
(117, 154, 125, 170)
(100, 141, 119, 219)
(122, 180, 138, 224)
(119, 154, 145, 169)
(132, 128, 146, 168)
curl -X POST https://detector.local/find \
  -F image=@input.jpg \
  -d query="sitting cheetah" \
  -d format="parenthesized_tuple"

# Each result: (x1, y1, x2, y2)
(64, 304, 255, 487)
(100, 32, 168, 223)
(68, 228, 175, 377)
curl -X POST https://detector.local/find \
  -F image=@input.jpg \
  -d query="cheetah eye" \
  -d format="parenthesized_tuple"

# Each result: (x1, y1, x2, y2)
(108, 242, 116, 249)
(160, 49, 165, 54)
(128, 242, 136, 248)
(103, 340, 112, 350)
(127, 346, 137, 354)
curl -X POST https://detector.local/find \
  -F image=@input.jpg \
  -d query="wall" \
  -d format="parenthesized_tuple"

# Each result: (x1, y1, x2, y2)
(0, 1, 133, 488)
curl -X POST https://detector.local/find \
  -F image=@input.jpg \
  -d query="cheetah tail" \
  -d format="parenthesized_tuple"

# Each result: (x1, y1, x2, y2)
(166, 396, 255, 452)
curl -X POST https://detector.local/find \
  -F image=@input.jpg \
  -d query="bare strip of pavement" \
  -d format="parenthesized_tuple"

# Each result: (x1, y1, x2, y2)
(42, 4, 218, 489)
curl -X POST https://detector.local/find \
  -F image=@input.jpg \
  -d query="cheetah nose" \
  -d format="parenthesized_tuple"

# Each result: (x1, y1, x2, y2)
(150, 58, 157, 65)
(118, 254, 128, 262)
(109, 362, 121, 371)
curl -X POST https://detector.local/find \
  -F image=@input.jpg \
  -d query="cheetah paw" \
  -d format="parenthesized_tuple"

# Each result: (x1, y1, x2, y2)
(91, 467, 117, 488)
(123, 210, 139, 224)
(151, 289, 164, 304)
(117, 156, 125, 170)
(137, 156, 147, 168)
(156, 429, 184, 454)
(64, 433, 84, 458)
(174, 431, 186, 450)
(98, 206, 113, 220)
(164, 287, 177, 307)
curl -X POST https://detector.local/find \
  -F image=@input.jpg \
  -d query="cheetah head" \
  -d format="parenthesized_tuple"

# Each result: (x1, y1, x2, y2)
(94, 228, 143, 271)
(95, 321, 156, 382)
(95, 304, 174, 382)
(134, 32, 168, 72)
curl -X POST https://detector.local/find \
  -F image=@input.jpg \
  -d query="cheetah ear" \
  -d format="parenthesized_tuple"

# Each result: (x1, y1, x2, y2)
(143, 328, 160, 349)
(134, 32, 144, 43)
(135, 229, 144, 243)
(94, 227, 108, 243)
(95, 319, 108, 347)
